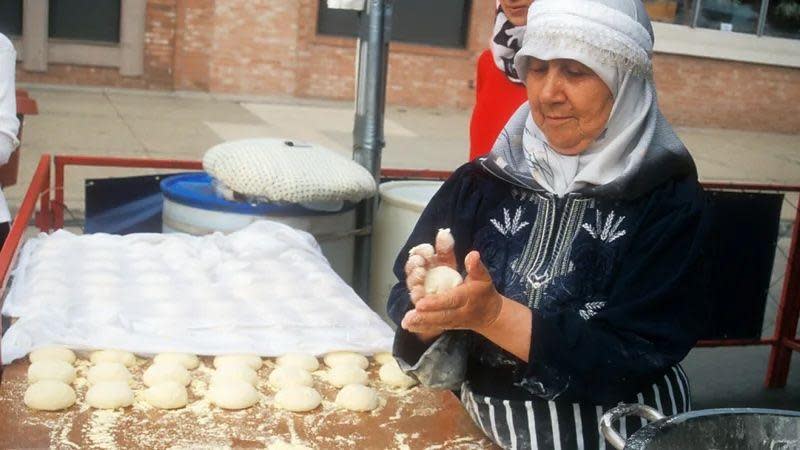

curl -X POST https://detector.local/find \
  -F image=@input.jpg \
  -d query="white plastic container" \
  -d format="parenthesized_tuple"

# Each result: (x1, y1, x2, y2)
(161, 173, 355, 284)
(369, 181, 443, 323)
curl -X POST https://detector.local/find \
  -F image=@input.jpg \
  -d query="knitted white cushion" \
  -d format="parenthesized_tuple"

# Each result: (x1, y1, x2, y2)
(203, 139, 377, 204)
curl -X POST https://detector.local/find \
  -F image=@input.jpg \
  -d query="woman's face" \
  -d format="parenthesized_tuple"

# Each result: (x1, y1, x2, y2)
(499, 0, 534, 26)
(526, 58, 613, 156)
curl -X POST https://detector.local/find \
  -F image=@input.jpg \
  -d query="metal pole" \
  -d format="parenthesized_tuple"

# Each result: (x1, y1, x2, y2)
(352, 0, 392, 300)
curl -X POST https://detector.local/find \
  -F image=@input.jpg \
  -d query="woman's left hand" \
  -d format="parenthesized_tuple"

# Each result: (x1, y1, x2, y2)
(401, 251, 503, 334)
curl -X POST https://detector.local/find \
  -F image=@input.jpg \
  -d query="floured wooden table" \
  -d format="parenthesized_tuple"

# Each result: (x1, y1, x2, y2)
(0, 357, 496, 449)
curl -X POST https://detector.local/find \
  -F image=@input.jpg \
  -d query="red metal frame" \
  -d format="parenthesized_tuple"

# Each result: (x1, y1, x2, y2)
(4, 155, 800, 388)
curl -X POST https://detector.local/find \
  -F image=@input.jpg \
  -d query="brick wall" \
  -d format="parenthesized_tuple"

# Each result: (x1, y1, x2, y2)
(13, 0, 800, 134)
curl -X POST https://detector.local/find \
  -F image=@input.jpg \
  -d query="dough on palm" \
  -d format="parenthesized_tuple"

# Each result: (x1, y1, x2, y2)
(143, 381, 188, 409)
(273, 386, 321, 412)
(207, 379, 259, 410)
(90, 349, 137, 367)
(143, 362, 191, 387)
(29, 346, 76, 365)
(88, 363, 132, 385)
(269, 366, 313, 389)
(154, 352, 199, 370)
(24, 380, 76, 411)
(326, 365, 368, 388)
(27, 360, 76, 384)
(276, 353, 319, 372)
(323, 352, 368, 370)
(335, 384, 379, 411)
(213, 354, 262, 370)
(378, 361, 417, 389)
(86, 381, 134, 409)
(424, 266, 463, 294)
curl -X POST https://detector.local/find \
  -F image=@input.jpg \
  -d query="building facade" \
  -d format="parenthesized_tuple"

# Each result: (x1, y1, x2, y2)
(2, 0, 799, 133)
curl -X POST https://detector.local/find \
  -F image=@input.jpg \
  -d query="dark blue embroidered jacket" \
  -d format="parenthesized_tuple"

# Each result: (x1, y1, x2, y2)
(389, 158, 710, 404)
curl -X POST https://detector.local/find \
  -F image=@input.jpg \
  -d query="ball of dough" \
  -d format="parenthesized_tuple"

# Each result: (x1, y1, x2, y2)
(207, 380, 259, 410)
(323, 352, 369, 370)
(326, 366, 368, 388)
(143, 362, 191, 387)
(27, 360, 76, 384)
(273, 386, 321, 412)
(269, 366, 313, 389)
(373, 352, 395, 366)
(154, 352, 200, 370)
(378, 362, 418, 389)
(90, 349, 137, 367)
(88, 363, 132, 385)
(86, 381, 134, 409)
(424, 266, 463, 294)
(213, 354, 262, 370)
(276, 353, 319, 372)
(143, 381, 188, 409)
(211, 365, 259, 387)
(29, 346, 76, 365)
(335, 384, 379, 411)
(24, 380, 76, 411)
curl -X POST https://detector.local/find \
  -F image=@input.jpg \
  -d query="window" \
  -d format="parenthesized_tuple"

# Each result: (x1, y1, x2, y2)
(317, 0, 472, 48)
(644, 0, 800, 39)
(0, 0, 24, 37)
(48, 0, 121, 43)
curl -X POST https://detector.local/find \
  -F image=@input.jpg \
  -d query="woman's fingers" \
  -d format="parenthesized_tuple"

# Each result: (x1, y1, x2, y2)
(408, 285, 426, 304)
(404, 254, 426, 276)
(464, 250, 492, 282)
(406, 266, 427, 291)
(434, 228, 457, 269)
(415, 292, 464, 312)
(402, 308, 459, 331)
(408, 243, 435, 265)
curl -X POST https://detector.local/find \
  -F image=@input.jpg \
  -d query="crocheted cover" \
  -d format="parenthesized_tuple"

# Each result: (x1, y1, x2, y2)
(203, 139, 377, 204)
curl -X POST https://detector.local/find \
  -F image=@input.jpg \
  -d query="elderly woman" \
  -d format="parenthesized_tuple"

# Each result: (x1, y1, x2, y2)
(388, 0, 709, 448)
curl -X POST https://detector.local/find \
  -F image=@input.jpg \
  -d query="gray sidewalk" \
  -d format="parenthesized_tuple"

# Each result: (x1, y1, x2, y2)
(9, 84, 800, 411)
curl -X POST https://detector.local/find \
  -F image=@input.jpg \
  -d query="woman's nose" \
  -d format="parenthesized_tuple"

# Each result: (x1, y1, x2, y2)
(539, 71, 566, 105)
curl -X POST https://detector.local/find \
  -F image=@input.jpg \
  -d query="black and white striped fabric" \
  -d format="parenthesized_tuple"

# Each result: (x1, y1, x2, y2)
(460, 365, 691, 450)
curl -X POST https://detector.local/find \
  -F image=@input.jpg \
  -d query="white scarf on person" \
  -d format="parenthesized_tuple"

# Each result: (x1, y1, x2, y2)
(491, 1, 526, 84)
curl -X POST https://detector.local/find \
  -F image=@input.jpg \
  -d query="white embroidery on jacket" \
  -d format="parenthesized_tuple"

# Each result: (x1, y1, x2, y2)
(490, 207, 530, 237)
(578, 301, 607, 320)
(582, 209, 627, 243)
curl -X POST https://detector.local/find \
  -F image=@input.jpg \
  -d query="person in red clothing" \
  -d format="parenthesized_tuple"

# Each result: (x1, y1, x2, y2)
(469, 0, 534, 160)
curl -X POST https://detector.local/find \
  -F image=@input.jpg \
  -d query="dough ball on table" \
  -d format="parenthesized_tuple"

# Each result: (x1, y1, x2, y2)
(276, 353, 319, 372)
(213, 354, 263, 371)
(154, 352, 200, 370)
(273, 386, 322, 412)
(207, 380, 259, 410)
(143, 362, 191, 387)
(323, 352, 368, 370)
(335, 384, 379, 412)
(27, 360, 76, 384)
(378, 361, 418, 389)
(143, 381, 188, 409)
(90, 349, 137, 367)
(373, 352, 395, 366)
(24, 380, 76, 411)
(424, 266, 463, 294)
(269, 366, 313, 389)
(86, 382, 134, 409)
(211, 365, 259, 387)
(326, 366, 368, 388)
(88, 363, 132, 385)
(29, 346, 76, 365)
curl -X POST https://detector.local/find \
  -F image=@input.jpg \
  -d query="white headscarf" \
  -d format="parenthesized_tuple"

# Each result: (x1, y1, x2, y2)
(491, 1, 526, 84)
(510, 0, 686, 197)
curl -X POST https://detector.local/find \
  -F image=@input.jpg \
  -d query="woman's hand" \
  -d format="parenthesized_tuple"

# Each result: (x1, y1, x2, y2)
(402, 251, 503, 333)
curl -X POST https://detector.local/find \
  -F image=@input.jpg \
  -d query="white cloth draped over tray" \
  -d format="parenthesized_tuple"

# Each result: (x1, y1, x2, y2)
(1, 221, 393, 364)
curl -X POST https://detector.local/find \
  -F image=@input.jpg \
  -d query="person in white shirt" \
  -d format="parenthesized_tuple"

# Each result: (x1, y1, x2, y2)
(0, 33, 20, 246)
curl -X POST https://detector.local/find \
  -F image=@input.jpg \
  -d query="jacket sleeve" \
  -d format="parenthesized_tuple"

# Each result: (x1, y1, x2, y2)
(389, 163, 484, 389)
(523, 179, 712, 403)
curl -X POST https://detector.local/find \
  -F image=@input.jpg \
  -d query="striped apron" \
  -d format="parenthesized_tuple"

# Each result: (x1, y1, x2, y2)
(460, 365, 691, 450)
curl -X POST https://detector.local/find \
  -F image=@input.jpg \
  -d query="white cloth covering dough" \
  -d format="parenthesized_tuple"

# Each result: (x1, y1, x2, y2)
(143, 362, 191, 387)
(335, 384, 379, 411)
(211, 365, 259, 387)
(323, 352, 369, 370)
(213, 354, 263, 371)
(207, 380, 260, 410)
(24, 380, 76, 411)
(269, 366, 313, 389)
(86, 381, 134, 409)
(90, 350, 137, 368)
(87, 363, 132, 385)
(326, 365, 368, 388)
(143, 381, 189, 409)
(27, 360, 76, 384)
(29, 346, 76, 365)
(275, 353, 319, 372)
(154, 353, 199, 370)
(273, 386, 322, 412)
